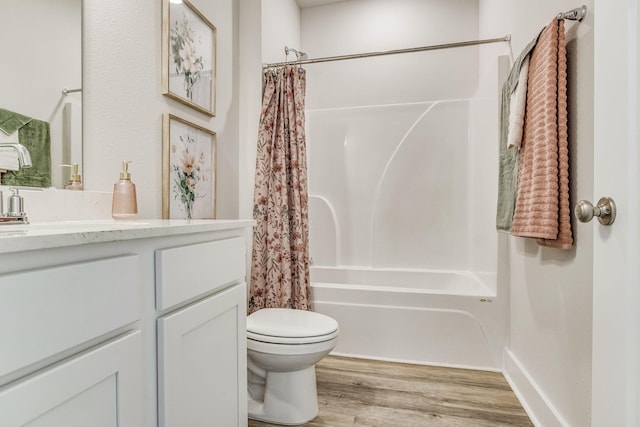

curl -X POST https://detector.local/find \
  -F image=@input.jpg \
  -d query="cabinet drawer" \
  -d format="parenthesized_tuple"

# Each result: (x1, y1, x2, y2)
(0, 256, 141, 379)
(155, 237, 245, 310)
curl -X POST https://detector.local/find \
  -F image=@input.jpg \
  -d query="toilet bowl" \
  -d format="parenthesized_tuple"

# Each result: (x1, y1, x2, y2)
(247, 308, 339, 425)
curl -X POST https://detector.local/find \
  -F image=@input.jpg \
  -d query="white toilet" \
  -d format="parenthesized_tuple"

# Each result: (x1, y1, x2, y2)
(247, 308, 339, 425)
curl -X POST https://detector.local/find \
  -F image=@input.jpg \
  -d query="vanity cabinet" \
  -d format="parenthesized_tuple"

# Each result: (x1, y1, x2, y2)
(156, 237, 248, 427)
(0, 220, 252, 427)
(0, 254, 144, 426)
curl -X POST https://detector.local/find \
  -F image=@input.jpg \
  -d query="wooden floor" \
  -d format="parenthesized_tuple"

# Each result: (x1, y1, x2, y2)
(249, 356, 533, 427)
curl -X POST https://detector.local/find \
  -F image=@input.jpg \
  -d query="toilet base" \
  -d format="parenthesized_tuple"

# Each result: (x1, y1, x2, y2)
(248, 366, 319, 425)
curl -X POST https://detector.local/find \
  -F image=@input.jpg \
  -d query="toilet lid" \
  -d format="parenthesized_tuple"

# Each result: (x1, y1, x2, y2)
(247, 308, 339, 340)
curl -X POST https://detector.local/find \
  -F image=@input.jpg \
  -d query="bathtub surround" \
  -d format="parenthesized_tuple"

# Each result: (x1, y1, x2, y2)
(297, 0, 505, 371)
(249, 65, 312, 313)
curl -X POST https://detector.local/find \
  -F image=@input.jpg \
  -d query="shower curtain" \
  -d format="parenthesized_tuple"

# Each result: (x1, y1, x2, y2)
(249, 65, 311, 314)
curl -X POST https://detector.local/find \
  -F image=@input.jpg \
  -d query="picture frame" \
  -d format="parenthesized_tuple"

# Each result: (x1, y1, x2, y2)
(162, 113, 216, 219)
(162, 0, 216, 116)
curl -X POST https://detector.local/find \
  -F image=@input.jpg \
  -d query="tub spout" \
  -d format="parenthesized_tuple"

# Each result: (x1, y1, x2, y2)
(0, 143, 32, 168)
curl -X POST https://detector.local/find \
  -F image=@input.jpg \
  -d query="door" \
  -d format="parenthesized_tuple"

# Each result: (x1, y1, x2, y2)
(592, 1, 640, 425)
(0, 331, 143, 426)
(157, 283, 248, 427)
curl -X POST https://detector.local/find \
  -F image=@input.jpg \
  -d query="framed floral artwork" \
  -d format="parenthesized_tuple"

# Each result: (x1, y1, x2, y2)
(162, 0, 216, 116)
(162, 114, 216, 219)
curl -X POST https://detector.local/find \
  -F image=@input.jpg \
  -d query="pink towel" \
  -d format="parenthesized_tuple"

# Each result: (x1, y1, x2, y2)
(511, 18, 573, 249)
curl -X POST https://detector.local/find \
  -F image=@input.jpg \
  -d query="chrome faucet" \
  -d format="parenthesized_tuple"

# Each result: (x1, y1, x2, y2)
(0, 143, 32, 168)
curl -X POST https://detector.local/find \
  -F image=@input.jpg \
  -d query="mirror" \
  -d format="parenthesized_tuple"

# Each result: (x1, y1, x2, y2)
(0, 0, 82, 189)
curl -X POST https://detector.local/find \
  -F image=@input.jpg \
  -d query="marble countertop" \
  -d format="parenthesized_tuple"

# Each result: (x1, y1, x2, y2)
(0, 219, 255, 254)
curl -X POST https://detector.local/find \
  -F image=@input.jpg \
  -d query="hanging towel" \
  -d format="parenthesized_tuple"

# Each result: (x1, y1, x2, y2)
(0, 109, 32, 135)
(511, 18, 572, 249)
(496, 33, 541, 232)
(0, 108, 51, 188)
(507, 56, 530, 149)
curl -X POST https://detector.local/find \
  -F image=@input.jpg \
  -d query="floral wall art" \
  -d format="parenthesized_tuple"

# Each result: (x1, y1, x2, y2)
(162, 0, 216, 116)
(162, 114, 216, 219)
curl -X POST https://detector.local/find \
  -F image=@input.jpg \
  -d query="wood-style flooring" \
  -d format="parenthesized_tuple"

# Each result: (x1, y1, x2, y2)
(248, 356, 533, 427)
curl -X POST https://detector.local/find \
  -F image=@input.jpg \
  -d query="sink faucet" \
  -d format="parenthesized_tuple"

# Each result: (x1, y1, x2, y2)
(0, 143, 32, 168)
(0, 188, 28, 224)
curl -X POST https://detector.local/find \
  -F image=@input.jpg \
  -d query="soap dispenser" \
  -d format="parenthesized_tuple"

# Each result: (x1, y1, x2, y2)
(60, 163, 83, 190)
(112, 161, 138, 220)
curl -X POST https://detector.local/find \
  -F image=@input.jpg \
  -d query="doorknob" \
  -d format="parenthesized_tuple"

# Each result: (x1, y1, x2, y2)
(574, 196, 616, 225)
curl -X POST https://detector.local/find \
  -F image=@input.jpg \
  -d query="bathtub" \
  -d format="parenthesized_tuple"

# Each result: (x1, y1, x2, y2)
(310, 266, 506, 371)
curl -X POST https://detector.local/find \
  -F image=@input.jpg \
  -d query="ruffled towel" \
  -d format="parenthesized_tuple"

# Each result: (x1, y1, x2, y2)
(511, 18, 573, 249)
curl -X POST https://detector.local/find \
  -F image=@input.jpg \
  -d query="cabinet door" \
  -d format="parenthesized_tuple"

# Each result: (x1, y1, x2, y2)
(0, 331, 143, 427)
(158, 283, 247, 427)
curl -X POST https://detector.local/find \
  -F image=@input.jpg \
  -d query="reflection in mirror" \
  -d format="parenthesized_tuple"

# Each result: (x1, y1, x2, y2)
(0, 0, 82, 189)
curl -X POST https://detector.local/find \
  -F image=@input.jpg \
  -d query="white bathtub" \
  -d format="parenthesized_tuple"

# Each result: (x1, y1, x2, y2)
(310, 266, 506, 370)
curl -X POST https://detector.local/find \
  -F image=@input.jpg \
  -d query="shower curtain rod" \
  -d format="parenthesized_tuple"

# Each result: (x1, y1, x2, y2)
(62, 88, 82, 95)
(262, 35, 511, 69)
(262, 5, 586, 69)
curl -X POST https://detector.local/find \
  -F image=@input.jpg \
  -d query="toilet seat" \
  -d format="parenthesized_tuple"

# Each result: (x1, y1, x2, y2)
(247, 308, 339, 345)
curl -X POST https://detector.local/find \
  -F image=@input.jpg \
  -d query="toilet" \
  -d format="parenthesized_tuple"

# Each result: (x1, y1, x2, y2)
(247, 308, 339, 425)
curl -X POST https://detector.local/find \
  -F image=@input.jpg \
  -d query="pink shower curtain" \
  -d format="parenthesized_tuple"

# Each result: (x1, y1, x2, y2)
(249, 65, 311, 314)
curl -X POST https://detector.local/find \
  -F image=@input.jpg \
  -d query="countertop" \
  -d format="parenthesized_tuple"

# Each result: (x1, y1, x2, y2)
(0, 219, 255, 254)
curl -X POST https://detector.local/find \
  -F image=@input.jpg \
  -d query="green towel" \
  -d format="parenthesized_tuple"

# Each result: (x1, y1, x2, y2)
(496, 32, 541, 232)
(0, 109, 51, 188)
(0, 109, 32, 135)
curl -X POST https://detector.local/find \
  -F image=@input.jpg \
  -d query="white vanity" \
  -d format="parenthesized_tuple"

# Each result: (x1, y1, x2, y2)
(0, 219, 253, 426)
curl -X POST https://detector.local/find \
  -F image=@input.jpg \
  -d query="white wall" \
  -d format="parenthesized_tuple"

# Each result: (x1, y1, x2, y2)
(261, 0, 301, 63)
(238, 0, 301, 221)
(239, 0, 263, 220)
(479, 1, 594, 426)
(83, 0, 239, 219)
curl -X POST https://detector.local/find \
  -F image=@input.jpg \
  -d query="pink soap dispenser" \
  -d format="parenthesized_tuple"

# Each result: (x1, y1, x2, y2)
(112, 161, 138, 219)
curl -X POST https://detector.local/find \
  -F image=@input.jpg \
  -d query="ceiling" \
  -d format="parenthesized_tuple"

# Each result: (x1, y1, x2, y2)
(295, 0, 349, 9)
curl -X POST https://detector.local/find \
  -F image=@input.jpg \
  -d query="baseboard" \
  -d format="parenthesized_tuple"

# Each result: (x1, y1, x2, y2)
(503, 349, 569, 427)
